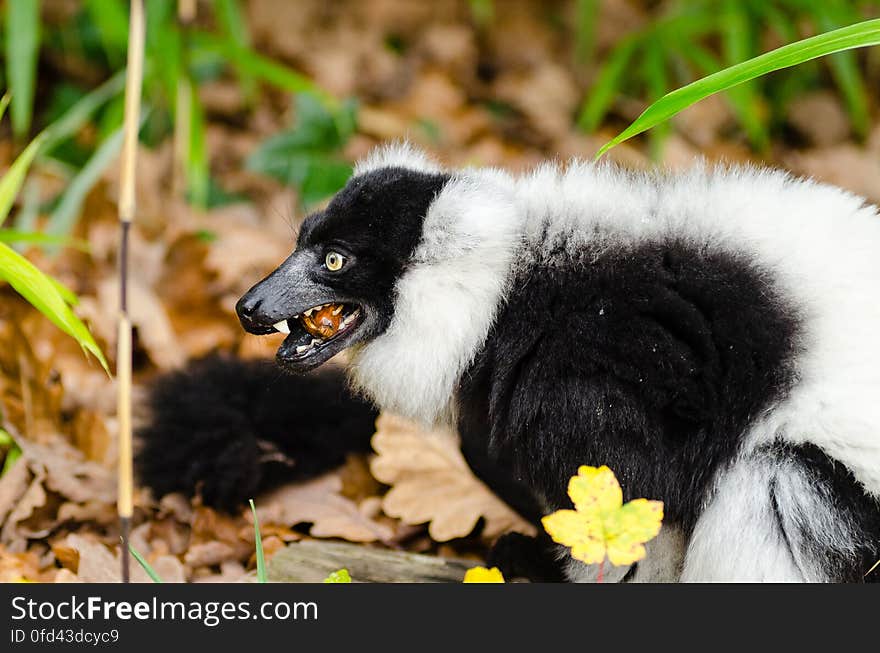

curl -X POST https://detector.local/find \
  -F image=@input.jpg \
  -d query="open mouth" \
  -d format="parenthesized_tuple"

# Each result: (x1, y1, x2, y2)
(270, 302, 365, 369)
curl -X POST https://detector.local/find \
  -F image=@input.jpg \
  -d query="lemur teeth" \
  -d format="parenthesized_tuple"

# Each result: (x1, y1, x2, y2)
(295, 345, 309, 354)
(332, 305, 343, 316)
(304, 308, 313, 317)
(273, 320, 291, 335)
(311, 339, 321, 346)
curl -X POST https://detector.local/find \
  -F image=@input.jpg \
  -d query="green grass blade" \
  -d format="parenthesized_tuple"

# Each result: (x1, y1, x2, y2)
(249, 499, 267, 583)
(1, 428, 22, 477)
(5, 0, 40, 139)
(814, 6, 870, 138)
(720, 0, 768, 150)
(577, 37, 638, 132)
(191, 32, 333, 105)
(0, 92, 11, 123)
(643, 38, 670, 158)
(83, 0, 129, 64)
(0, 132, 47, 226)
(128, 545, 163, 583)
(574, 0, 599, 65)
(47, 126, 125, 237)
(596, 18, 880, 158)
(39, 70, 127, 155)
(186, 83, 208, 209)
(0, 229, 89, 251)
(0, 242, 107, 371)
(11, 178, 39, 251)
(214, 0, 257, 100)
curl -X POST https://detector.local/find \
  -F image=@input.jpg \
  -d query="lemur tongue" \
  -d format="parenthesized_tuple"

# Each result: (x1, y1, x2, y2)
(301, 304, 345, 339)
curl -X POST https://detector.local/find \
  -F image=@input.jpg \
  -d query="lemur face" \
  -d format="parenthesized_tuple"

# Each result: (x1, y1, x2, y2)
(236, 166, 450, 372)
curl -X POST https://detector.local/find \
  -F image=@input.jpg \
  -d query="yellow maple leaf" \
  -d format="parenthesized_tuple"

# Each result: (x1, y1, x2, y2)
(463, 566, 505, 583)
(541, 465, 663, 567)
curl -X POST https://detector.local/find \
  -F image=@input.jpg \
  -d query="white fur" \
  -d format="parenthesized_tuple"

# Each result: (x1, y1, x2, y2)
(353, 141, 445, 177)
(348, 169, 522, 424)
(682, 449, 862, 581)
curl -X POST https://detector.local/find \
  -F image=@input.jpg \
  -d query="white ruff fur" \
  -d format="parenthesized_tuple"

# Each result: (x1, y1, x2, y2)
(348, 144, 880, 580)
(348, 161, 521, 424)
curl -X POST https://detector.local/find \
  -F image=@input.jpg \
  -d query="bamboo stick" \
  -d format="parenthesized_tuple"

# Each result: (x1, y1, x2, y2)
(117, 0, 145, 585)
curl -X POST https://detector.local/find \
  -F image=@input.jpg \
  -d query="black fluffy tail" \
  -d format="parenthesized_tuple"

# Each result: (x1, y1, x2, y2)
(136, 355, 379, 511)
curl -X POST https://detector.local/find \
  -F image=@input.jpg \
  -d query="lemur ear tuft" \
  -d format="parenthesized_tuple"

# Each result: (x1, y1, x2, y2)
(354, 141, 444, 177)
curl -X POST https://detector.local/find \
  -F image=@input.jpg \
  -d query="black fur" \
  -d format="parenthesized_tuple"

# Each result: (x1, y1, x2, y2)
(459, 239, 801, 532)
(136, 355, 378, 511)
(296, 166, 451, 337)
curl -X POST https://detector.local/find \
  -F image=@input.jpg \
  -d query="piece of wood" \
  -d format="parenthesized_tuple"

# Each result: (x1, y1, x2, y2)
(266, 540, 478, 583)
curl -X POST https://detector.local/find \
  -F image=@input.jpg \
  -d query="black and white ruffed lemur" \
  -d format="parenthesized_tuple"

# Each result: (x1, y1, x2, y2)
(138, 143, 880, 582)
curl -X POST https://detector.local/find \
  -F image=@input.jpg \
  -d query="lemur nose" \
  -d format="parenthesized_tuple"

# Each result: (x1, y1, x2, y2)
(235, 294, 262, 321)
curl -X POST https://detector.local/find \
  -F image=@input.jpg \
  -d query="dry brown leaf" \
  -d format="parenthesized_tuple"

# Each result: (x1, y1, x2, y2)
(192, 560, 248, 583)
(257, 472, 393, 543)
(62, 533, 186, 583)
(0, 547, 42, 582)
(370, 413, 536, 542)
(79, 277, 185, 371)
(0, 463, 48, 551)
(19, 436, 115, 505)
(183, 541, 238, 568)
(0, 457, 31, 526)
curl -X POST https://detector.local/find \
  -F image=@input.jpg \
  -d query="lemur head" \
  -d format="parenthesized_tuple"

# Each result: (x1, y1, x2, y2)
(236, 162, 449, 373)
(236, 143, 520, 423)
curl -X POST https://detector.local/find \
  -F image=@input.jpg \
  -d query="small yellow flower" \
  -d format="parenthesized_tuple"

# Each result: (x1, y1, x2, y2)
(463, 566, 505, 583)
(542, 465, 663, 567)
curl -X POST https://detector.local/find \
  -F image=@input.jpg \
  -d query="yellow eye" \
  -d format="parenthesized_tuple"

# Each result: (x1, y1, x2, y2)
(325, 251, 346, 271)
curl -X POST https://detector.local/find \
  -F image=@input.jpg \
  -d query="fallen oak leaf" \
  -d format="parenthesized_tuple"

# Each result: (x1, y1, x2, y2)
(369, 413, 536, 542)
(11, 431, 115, 505)
(257, 472, 392, 543)
(60, 534, 186, 583)
(0, 461, 48, 551)
(0, 455, 31, 526)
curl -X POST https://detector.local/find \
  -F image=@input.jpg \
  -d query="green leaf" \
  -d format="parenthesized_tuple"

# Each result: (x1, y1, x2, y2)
(574, 0, 600, 65)
(129, 545, 163, 583)
(214, 0, 257, 101)
(191, 32, 333, 105)
(577, 37, 637, 132)
(47, 126, 125, 237)
(0, 132, 46, 226)
(0, 229, 89, 252)
(323, 569, 352, 583)
(247, 94, 356, 206)
(0, 427, 22, 477)
(814, 4, 870, 139)
(186, 84, 209, 210)
(5, 0, 40, 139)
(83, 0, 130, 64)
(1, 444, 22, 477)
(597, 17, 880, 158)
(720, 0, 768, 150)
(249, 499, 267, 583)
(0, 92, 10, 123)
(0, 242, 107, 371)
(39, 70, 127, 155)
